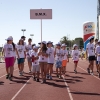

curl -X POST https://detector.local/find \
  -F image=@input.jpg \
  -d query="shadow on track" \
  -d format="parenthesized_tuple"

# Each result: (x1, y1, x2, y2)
(45, 82, 67, 88)
(0, 81, 4, 85)
(71, 91, 100, 96)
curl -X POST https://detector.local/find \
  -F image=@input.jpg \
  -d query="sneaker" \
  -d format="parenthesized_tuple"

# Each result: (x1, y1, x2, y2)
(44, 79, 46, 83)
(59, 76, 62, 79)
(33, 77, 36, 81)
(41, 80, 44, 84)
(37, 78, 39, 82)
(46, 74, 49, 79)
(57, 75, 59, 77)
(6, 74, 9, 79)
(91, 72, 94, 75)
(87, 68, 90, 74)
(9, 77, 12, 81)
(74, 70, 77, 74)
(49, 76, 52, 80)
(97, 70, 99, 73)
(29, 71, 31, 73)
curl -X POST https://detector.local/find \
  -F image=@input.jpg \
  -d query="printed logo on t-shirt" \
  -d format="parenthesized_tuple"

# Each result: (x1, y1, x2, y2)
(90, 47, 93, 50)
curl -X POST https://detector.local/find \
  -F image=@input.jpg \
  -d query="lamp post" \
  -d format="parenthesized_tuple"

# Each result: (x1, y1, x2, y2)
(21, 29, 26, 36)
(30, 34, 34, 43)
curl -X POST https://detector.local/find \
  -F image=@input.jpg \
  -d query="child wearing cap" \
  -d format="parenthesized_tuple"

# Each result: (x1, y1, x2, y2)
(72, 44, 79, 73)
(30, 46, 40, 82)
(61, 44, 69, 75)
(26, 38, 32, 73)
(54, 42, 63, 78)
(16, 39, 26, 76)
(86, 36, 95, 75)
(95, 40, 100, 78)
(38, 41, 48, 84)
(3, 36, 16, 80)
(46, 41, 54, 80)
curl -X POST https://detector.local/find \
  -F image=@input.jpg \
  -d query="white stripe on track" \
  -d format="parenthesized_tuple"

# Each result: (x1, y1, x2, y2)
(62, 75, 73, 100)
(11, 78, 30, 100)
(70, 62, 100, 81)
(0, 69, 18, 79)
(78, 66, 100, 81)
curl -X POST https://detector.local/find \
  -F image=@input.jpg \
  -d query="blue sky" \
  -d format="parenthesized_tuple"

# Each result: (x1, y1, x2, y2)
(0, 0, 97, 46)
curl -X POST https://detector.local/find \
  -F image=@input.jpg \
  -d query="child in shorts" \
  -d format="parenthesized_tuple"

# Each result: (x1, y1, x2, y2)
(72, 44, 79, 74)
(31, 46, 40, 82)
(61, 44, 69, 75)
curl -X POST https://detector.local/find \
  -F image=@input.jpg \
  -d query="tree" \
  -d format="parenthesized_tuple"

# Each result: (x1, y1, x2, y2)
(74, 37, 83, 48)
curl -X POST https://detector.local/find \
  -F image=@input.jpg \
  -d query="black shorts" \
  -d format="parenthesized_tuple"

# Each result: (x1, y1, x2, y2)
(89, 56, 95, 61)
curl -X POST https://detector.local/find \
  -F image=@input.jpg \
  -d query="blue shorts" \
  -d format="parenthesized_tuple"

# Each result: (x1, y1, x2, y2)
(17, 58, 25, 64)
(55, 60, 62, 68)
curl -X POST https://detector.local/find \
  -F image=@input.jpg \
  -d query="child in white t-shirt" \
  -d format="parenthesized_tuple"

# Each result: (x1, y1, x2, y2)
(30, 46, 40, 82)
(26, 38, 32, 73)
(46, 41, 54, 80)
(61, 44, 69, 75)
(16, 39, 26, 76)
(3, 37, 15, 81)
(54, 42, 63, 78)
(72, 44, 79, 74)
(95, 40, 100, 78)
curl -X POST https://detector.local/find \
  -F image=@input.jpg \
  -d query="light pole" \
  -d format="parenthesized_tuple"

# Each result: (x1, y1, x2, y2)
(30, 34, 34, 43)
(21, 29, 26, 36)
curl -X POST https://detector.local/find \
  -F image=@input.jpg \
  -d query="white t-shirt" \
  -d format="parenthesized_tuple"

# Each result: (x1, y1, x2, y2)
(26, 44, 32, 58)
(86, 43, 95, 57)
(3, 44, 14, 58)
(62, 49, 68, 60)
(38, 49, 48, 62)
(47, 47, 54, 63)
(96, 46, 100, 61)
(16, 45, 25, 58)
(30, 51, 39, 66)
(55, 49, 63, 61)
(72, 50, 79, 61)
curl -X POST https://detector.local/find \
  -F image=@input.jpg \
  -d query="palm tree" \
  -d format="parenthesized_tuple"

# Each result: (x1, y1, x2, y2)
(60, 36, 68, 45)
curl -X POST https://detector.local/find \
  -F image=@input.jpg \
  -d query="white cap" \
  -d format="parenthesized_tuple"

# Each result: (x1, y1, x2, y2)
(73, 44, 78, 48)
(88, 36, 94, 40)
(38, 41, 46, 45)
(47, 41, 53, 44)
(56, 42, 61, 46)
(61, 43, 67, 47)
(5, 36, 13, 41)
(33, 46, 38, 49)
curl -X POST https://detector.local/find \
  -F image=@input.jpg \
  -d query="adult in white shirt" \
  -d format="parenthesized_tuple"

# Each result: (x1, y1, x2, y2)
(86, 36, 95, 74)
(95, 40, 100, 78)
(46, 41, 54, 80)
(61, 43, 69, 74)
(30, 46, 40, 82)
(72, 44, 79, 73)
(38, 41, 48, 84)
(3, 36, 17, 81)
(54, 42, 63, 79)
(16, 39, 26, 76)
(26, 38, 32, 73)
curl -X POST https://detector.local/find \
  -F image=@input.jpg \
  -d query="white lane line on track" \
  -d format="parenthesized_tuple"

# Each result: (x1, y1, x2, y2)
(0, 69, 18, 79)
(70, 62, 100, 81)
(62, 75, 73, 100)
(11, 78, 30, 100)
(78, 66, 100, 81)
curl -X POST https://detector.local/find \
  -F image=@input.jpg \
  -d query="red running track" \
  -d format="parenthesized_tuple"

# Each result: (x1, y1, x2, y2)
(0, 59, 100, 100)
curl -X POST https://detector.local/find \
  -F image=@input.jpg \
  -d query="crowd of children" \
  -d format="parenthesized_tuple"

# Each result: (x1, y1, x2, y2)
(2, 35, 100, 84)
